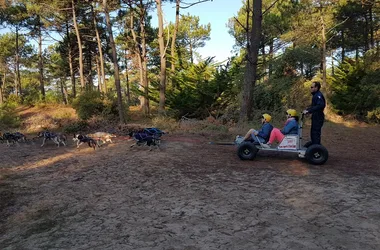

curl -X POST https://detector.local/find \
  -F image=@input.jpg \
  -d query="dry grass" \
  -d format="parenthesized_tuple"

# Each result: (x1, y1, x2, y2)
(17, 105, 78, 133)
(14, 104, 375, 142)
(325, 106, 371, 128)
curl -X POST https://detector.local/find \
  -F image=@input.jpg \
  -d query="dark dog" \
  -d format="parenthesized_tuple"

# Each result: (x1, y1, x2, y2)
(37, 131, 67, 147)
(1, 132, 27, 146)
(73, 134, 98, 150)
(128, 131, 160, 150)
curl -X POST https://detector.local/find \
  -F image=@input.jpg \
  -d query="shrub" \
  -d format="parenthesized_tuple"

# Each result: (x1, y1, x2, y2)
(0, 104, 20, 130)
(72, 91, 105, 120)
(72, 91, 121, 121)
(63, 120, 88, 134)
(331, 60, 379, 118)
(5, 94, 21, 107)
(152, 116, 179, 132)
(367, 108, 380, 123)
(101, 93, 120, 119)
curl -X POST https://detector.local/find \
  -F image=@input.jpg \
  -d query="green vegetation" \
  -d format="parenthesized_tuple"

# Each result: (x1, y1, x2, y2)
(0, 0, 378, 126)
(0, 103, 21, 130)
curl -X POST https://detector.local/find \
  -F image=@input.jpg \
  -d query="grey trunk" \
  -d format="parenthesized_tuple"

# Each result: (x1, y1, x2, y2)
(156, 0, 166, 112)
(72, 0, 85, 90)
(66, 18, 76, 97)
(171, 0, 180, 72)
(104, 0, 125, 123)
(92, 5, 107, 93)
(38, 16, 45, 101)
(15, 28, 21, 96)
(239, 0, 262, 121)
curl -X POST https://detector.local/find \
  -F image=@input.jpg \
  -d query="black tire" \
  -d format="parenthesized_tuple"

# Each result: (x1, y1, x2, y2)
(306, 144, 329, 165)
(237, 142, 258, 160)
(303, 141, 313, 148)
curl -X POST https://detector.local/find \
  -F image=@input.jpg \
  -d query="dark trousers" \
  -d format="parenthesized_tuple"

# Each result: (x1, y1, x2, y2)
(311, 117, 324, 145)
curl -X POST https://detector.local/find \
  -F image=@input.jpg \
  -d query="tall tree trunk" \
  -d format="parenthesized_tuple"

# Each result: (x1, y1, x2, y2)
(104, 0, 125, 123)
(189, 43, 193, 64)
(86, 45, 93, 89)
(124, 49, 131, 105)
(129, 4, 149, 115)
(0, 75, 3, 104)
(240, 0, 262, 121)
(355, 47, 359, 64)
(38, 15, 45, 101)
(246, 0, 250, 49)
(261, 43, 266, 80)
(171, 0, 180, 72)
(139, 1, 149, 115)
(369, 5, 374, 49)
(331, 50, 334, 76)
(92, 4, 106, 93)
(130, 14, 144, 109)
(321, 15, 327, 89)
(96, 55, 102, 92)
(341, 29, 345, 63)
(60, 78, 68, 105)
(15, 27, 21, 96)
(364, 11, 369, 52)
(66, 18, 76, 98)
(268, 38, 273, 78)
(72, 0, 85, 90)
(156, 0, 166, 112)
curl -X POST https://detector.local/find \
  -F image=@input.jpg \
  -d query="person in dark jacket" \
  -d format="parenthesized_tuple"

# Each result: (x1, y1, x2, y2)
(243, 113, 273, 143)
(303, 81, 326, 145)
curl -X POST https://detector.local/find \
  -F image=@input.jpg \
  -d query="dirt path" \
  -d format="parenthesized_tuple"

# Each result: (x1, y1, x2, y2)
(1, 122, 380, 249)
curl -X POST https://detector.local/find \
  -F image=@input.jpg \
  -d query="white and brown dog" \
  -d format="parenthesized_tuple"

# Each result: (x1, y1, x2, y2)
(38, 131, 67, 147)
(87, 132, 116, 146)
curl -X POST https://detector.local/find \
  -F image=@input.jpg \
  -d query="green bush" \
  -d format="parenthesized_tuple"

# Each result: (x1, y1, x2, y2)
(72, 91, 105, 120)
(101, 93, 120, 119)
(6, 94, 21, 107)
(331, 60, 380, 119)
(0, 104, 21, 130)
(63, 120, 88, 134)
(45, 91, 62, 104)
(164, 58, 236, 119)
(72, 91, 120, 120)
(23, 88, 42, 106)
(367, 108, 380, 123)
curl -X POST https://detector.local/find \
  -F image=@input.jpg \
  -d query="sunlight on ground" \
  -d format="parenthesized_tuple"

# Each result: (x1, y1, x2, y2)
(14, 143, 118, 172)
(14, 151, 77, 171)
(325, 107, 369, 128)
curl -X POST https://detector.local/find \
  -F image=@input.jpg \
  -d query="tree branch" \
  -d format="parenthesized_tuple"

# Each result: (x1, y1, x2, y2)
(263, 0, 282, 16)
(327, 17, 349, 34)
(234, 17, 248, 32)
(180, 0, 213, 9)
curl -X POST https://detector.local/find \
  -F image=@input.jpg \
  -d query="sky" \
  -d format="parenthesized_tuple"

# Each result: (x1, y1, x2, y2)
(0, 0, 244, 63)
(155, 0, 243, 62)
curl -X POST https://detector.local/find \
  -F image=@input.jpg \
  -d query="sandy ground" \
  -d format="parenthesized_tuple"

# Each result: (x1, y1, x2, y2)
(1, 121, 380, 250)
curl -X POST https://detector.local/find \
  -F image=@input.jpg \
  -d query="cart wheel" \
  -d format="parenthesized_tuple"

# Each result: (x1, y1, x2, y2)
(303, 141, 312, 148)
(306, 144, 329, 165)
(237, 142, 258, 160)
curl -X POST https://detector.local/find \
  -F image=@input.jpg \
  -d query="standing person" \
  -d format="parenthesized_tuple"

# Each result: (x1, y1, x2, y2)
(303, 81, 326, 145)
(242, 114, 273, 144)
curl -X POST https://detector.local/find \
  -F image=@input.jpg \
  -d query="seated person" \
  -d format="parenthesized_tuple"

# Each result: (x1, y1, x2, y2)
(263, 109, 299, 148)
(243, 114, 273, 144)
